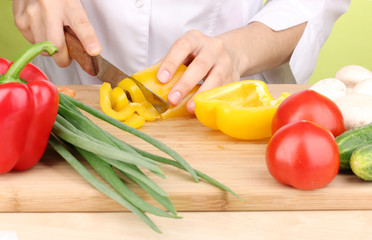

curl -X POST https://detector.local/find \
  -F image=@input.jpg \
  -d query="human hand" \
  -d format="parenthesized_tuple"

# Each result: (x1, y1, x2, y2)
(13, 0, 101, 67)
(157, 30, 241, 114)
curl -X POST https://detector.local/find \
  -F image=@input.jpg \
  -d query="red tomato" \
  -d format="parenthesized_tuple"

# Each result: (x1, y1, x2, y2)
(266, 120, 340, 190)
(271, 90, 345, 137)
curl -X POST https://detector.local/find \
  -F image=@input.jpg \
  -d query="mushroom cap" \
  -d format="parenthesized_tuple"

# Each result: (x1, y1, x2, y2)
(310, 78, 347, 101)
(335, 94, 372, 130)
(335, 65, 372, 88)
(352, 78, 372, 97)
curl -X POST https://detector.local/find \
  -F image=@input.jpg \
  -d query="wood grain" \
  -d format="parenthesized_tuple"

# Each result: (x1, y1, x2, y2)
(2, 211, 372, 240)
(2, 84, 370, 213)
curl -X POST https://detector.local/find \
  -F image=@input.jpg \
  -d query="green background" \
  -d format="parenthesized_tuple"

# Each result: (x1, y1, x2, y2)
(0, 1, 31, 62)
(1, 0, 371, 84)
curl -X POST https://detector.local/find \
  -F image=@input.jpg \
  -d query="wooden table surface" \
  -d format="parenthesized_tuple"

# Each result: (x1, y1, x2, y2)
(2, 84, 372, 239)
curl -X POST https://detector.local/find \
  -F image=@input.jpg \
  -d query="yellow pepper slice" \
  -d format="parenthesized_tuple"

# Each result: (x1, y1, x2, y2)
(123, 113, 146, 129)
(194, 80, 290, 140)
(100, 81, 159, 128)
(160, 86, 199, 119)
(110, 87, 129, 111)
(117, 78, 160, 120)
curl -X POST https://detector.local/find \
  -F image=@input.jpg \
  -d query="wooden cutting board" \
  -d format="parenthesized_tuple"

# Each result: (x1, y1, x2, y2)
(1, 84, 371, 213)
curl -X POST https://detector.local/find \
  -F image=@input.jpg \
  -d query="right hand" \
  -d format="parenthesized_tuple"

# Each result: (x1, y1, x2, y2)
(13, 0, 101, 67)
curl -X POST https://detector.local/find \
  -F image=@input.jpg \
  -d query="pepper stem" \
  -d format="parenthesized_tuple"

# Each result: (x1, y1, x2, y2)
(0, 41, 58, 83)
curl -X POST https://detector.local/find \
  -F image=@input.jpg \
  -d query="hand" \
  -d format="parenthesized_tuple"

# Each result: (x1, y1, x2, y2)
(157, 30, 241, 114)
(13, 0, 101, 67)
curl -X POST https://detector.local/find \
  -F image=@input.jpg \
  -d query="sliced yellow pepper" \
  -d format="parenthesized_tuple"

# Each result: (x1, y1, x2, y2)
(100, 63, 200, 128)
(160, 86, 199, 119)
(194, 80, 290, 140)
(110, 87, 129, 111)
(117, 78, 160, 120)
(132, 63, 200, 119)
(123, 113, 146, 129)
(132, 63, 187, 100)
(100, 81, 159, 128)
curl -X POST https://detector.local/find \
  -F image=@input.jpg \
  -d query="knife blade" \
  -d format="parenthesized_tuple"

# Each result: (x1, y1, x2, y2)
(63, 26, 170, 114)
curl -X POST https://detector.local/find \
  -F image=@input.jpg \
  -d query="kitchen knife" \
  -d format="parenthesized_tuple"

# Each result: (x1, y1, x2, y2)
(63, 26, 170, 114)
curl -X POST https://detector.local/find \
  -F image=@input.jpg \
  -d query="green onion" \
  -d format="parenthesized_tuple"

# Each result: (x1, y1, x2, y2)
(59, 93, 199, 182)
(130, 145, 243, 201)
(48, 135, 162, 233)
(49, 92, 240, 233)
(76, 147, 179, 218)
(53, 115, 163, 174)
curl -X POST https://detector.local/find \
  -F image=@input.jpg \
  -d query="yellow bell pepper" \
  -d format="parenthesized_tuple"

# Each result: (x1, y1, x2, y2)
(194, 80, 290, 140)
(132, 63, 200, 119)
(100, 63, 200, 128)
(132, 63, 187, 100)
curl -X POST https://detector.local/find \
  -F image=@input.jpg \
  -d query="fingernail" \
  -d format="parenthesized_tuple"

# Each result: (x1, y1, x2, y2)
(188, 100, 195, 114)
(157, 69, 170, 83)
(168, 91, 182, 105)
(87, 43, 100, 56)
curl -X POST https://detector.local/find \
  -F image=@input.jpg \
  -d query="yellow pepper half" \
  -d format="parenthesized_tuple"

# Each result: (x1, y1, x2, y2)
(194, 80, 290, 140)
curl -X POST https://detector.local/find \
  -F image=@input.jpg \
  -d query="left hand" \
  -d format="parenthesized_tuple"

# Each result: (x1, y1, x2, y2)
(157, 30, 241, 114)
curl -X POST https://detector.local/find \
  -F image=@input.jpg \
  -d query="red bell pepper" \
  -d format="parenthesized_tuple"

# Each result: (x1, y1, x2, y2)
(0, 42, 59, 173)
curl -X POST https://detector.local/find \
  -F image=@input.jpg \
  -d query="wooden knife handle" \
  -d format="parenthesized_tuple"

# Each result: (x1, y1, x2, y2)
(64, 26, 97, 76)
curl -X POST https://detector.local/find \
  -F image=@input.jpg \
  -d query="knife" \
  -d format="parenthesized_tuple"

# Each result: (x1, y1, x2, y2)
(63, 26, 170, 114)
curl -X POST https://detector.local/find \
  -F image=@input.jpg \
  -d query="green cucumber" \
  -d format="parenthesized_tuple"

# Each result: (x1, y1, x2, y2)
(336, 123, 372, 170)
(350, 144, 372, 180)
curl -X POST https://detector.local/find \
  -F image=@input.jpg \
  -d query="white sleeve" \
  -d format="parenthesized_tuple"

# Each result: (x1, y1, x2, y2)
(249, 0, 350, 84)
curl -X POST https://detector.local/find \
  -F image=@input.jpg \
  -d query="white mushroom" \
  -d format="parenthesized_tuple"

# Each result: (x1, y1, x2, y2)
(334, 94, 372, 130)
(335, 65, 372, 88)
(351, 78, 372, 97)
(310, 78, 347, 101)
(309, 65, 372, 130)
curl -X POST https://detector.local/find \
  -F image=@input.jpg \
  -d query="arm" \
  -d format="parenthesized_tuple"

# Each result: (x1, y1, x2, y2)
(157, 22, 306, 113)
(219, 21, 307, 78)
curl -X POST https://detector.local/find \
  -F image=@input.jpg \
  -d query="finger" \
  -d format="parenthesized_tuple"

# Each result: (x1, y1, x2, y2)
(15, 1, 45, 44)
(182, 53, 196, 67)
(14, 16, 35, 44)
(27, 6, 46, 44)
(12, 0, 35, 43)
(38, 7, 72, 66)
(167, 45, 217, 105)
(48, 25, 72, 67)
(185, 70, 226, 114)
(186, 62, 240, 114)
(12, 0, 25, 13)
(157, 30, 203, 84)
(66, 2, 101, 56)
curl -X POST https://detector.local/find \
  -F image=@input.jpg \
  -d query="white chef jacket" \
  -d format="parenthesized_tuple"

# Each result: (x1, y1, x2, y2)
(33, 0, 350, 85)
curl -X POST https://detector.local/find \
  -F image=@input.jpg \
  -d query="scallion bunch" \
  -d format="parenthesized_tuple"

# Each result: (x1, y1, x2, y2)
(49, 92, 239, 233)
